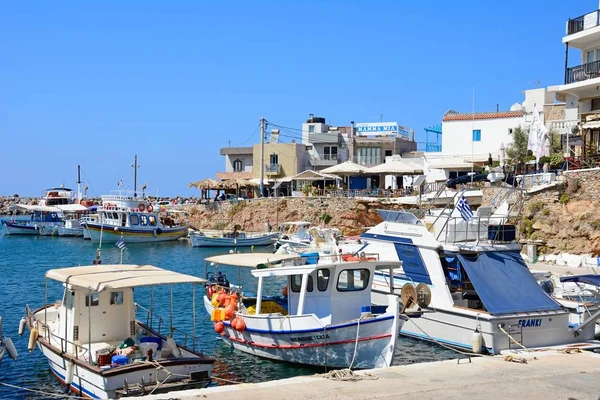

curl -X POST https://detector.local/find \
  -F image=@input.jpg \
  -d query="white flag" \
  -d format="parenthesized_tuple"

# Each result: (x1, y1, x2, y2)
(528, 107, 549, 159)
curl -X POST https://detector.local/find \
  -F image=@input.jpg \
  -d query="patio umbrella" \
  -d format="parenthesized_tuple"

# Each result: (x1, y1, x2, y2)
(366, 160, 424, 175)
(321, 160, 365, 175)
(189, 178, 222, 189)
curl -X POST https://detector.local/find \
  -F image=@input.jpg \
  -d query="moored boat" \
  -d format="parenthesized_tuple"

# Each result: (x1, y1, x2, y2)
(203, 253, 415, 369)
(25, 264, 214, 398)
(190, 229, 279, 247)
(2, 205, 64, 235)
(83, 191, 188, 244)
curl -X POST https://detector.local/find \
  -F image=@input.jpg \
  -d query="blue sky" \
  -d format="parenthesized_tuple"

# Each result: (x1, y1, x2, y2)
(0, 1, 594, 197)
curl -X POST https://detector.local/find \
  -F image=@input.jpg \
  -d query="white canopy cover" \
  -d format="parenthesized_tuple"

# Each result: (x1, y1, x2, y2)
(205, 253, 301, 268)
(320, 160, 365, 175)
(46, 264, 206, 292)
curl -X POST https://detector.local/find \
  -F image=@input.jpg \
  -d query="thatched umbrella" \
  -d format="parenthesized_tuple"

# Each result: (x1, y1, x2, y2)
(222, 178, 258, 197)
(189, 178, 224, 199)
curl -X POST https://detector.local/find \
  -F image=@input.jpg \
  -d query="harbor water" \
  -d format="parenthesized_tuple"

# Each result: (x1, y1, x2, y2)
(0, 221, 457, 399)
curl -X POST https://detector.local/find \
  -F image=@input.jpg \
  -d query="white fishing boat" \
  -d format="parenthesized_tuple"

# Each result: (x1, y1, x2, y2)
(82, 191, 188, 244)
(81, 214, 99, 240)
(0, 317, 18, 367)
(203, 253, 419, 369)
(24, 264, 214, 399)
(276, 222, 341, 251)
(348, 192, 600, 354)
(190, 229, 279, 247)
(57, 219, 85, 237)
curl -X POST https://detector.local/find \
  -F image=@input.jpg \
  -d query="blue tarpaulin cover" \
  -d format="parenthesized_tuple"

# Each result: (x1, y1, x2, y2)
(560, 274, 600, 286)
(456, 250, 562, 315)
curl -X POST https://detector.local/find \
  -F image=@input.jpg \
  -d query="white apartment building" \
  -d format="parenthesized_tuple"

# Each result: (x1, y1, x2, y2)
(301, 114, 350, 170)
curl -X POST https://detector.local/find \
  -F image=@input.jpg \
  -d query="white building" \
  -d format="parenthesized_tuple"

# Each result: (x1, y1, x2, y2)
(440, 88, 557, 161)
(216, 147, 254, 180)
(301, 115, 350, 170)
(547, 2, 600, 156)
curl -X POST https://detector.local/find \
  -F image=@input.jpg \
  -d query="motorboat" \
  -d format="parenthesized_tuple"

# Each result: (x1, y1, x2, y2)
(190, 229, 279, 247)
(342, 190, 600, 354)
(2, 205, 64, 235)
(202, 253, 420, 369)
(82, 191, 189, 244)
(24, 264, 214, 398)
(0, 317, 17, 366)
(276, 222, 341, 251)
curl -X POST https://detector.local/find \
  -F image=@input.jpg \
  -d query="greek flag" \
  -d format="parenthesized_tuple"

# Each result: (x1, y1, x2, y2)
(116, 236, 126, 250)
(456, 195, 473, 221)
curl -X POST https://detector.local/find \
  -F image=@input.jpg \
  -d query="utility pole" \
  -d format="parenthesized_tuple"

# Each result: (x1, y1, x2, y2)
(260, 117, 265, 197)
(77, 165, 82, 203)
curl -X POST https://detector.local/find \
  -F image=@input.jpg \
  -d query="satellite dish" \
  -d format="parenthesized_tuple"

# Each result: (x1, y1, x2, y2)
(400, 283, 417, 310)
(415, 283, 432, 308)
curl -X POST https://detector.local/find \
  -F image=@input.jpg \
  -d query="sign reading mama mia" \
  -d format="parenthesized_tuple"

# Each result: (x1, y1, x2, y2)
(355, 122, 409, 138)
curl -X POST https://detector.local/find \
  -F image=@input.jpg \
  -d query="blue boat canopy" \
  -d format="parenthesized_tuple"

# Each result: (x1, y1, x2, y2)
(456, 250, 562, 315)
(560, 274, 600, 287)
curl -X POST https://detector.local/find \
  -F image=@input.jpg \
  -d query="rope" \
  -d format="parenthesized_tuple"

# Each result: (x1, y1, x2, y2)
(212, 375, 244, 384)
(409, 316, 484, 357)
(348, 316, 362, 370)
(318, 368, 378, 381)
(497, 325, 530, 352)
(0, 381, 84, 399)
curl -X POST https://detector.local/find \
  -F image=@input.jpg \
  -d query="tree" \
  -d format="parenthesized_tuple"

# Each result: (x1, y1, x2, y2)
(506, 127, 532, 167)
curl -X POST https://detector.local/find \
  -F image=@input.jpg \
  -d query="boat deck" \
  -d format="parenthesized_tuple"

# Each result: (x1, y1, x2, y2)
(138, 349, 600, 400)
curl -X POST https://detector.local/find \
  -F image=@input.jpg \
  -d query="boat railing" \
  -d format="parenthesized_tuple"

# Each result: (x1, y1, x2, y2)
(435, 215, 517, 245)
(135, 303, 201, 351)
(26, 304, 90, 361)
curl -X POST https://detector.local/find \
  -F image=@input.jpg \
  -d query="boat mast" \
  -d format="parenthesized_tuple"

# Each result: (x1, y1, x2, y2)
(260, 117, 265, 197)
(132, 155, 138, 198)
(77, 165, 82, 203)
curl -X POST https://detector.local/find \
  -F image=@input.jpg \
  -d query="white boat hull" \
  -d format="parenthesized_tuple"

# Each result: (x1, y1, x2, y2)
(190, 232, 278, 247)
(2, 221, 40, 235)
(84, 224, 188, 244)
(205, 296, 403, 369)
(39, 340, 212, 399)
(57, 226, 84, 237)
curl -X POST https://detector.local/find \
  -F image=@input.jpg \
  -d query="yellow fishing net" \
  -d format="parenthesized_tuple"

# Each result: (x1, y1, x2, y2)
(246, 301, 288, 315)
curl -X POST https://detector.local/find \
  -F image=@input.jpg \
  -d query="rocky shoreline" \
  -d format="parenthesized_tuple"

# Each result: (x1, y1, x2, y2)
(0, 196, 38, 215)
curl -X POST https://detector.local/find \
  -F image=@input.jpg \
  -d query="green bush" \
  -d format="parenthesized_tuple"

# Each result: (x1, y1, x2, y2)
(528, 201, 545, 214)
(320, 213, 332, 225)
(559, 193, 570, 204)
(541, 208, 550, 216)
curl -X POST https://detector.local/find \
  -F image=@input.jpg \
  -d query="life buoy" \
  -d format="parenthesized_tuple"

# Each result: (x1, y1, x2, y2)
(147, 205, 154, 213)
(139, 204, 146, 212)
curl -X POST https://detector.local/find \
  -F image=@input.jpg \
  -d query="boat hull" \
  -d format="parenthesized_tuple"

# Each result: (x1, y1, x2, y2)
(2, 221, 40, 235)
(57, 226, 84, 237)
(84, 223, 188, 244)
(39, 341, 212, 399)
(205, 296, 403, 369)
(190, 233, 278, 247)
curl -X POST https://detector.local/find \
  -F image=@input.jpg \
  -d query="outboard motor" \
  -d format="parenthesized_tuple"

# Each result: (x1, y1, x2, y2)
(216, 271, 230, 288)
(538, 279, 555, 296)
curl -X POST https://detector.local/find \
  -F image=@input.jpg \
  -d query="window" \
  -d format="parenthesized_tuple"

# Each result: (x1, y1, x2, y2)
(317, 269, 330, 291)
(130, 214, 139, 225)
(85, 293, 99, 307)
(140, 215, 148, 226)
(385, 150, 393, 157)
(324, 146, 338, 161)
(110, 291, 124, 305)
(64, 290, 75, 309)
(290, 275, 313, 292)
(356, 147, 381, 165)
(592, 98, 600, 111)
(148, 215, 157, 226)
(472, 129, 481, 142)
(233, 159, 243, 172)
(269, 153, 279, 165)
(508, 128, 513, 135)
(308, 125, 315, 133)
(588, 50, 595, 63)
(337, 269, 370, 292)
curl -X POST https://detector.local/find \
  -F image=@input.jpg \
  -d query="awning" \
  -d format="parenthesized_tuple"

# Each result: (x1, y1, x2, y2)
(582, 121, 600, 129)
(55, 204, 89, 212)
(15, 204, 60, 212)
(560, 274, 600, 286)
(205, 253, 301, 268)
(456, 251, 562, 315)
(46, 264, 206, 291)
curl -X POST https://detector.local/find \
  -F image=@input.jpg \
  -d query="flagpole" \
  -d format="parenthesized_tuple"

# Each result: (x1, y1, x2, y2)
(120, 247, 124, 265)
(471, 85, 475, 184)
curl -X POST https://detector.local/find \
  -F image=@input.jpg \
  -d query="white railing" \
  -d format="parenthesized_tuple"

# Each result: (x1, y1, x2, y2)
(547, 120, 578, 134)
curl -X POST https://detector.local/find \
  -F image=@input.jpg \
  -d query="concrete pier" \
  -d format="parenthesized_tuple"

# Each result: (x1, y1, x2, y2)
(142, 350, 600, 400)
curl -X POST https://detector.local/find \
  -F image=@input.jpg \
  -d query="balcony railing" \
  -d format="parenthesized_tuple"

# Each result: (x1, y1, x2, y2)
(265, 163, 281, 175)
(547, 119, 578, 134)
(567, 10, 600, 35)
(565, 59, 600, 84)
(355, 156, 382, 166)
(323, 154, 338, 161)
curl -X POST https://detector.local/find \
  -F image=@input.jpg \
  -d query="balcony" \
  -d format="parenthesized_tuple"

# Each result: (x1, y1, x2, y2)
(265, 163, 282, 176)
(565, 60, 600, 84)
(565, 10, 600, 48)
(547, 120, 578, 135)
(310, 154, 339, 167)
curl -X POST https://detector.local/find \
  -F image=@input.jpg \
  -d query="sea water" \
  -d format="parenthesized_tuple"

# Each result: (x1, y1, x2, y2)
(0, 221, 457, 399)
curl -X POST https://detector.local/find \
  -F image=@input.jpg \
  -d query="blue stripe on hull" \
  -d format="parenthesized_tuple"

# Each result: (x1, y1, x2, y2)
(49, 363, 101, 399)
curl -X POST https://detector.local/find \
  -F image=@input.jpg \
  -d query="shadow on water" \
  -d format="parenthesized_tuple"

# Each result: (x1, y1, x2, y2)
(0, 227, 457, 398)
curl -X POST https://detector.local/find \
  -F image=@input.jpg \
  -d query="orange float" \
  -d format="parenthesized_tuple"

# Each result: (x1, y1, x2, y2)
(224, 303, 235, 320)
(214, 321, 225, 334)
(236, 318, 246, 332)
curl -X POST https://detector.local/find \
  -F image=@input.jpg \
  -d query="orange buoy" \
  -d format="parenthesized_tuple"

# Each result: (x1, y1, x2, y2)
(230, 317, 239, 330)
(225, 303, 235, 320)
(216, 291, 227, 306)
(229, 293, 238, 310)
(214, 321, 225, 334)
(236, 318, 246, 332)
(282, 285, 288, 297)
